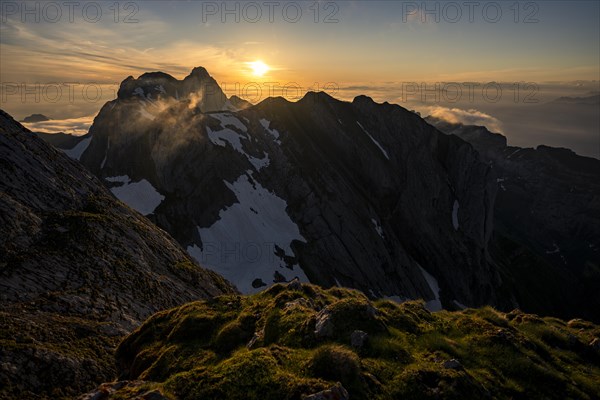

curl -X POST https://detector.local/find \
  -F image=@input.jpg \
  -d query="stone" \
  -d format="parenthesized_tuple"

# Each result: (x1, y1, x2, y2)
(273, 271, 287, 283)
(590, 338, 600, 352)
(142, 389, 168, 400)
(252, 278, 267, 288)
(303, 383, 349, 400)
(350, 330, 368, 349)
(247, 330, 264, 349)
(287, 278, 303, 291)
(314, 309, 334, 339)
(442, 359, 463, 370)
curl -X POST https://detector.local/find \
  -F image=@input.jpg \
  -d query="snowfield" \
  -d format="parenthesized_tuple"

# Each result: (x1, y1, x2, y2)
(63, 136, 91, 160)
(419, 265, 442, 312)
(106, 175, 164, 216)
(187, 171, 308, 294)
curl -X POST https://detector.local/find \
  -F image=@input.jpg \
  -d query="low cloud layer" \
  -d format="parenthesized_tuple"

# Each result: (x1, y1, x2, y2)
(22, 115, 95, 135)
(425, 106, 503, 133)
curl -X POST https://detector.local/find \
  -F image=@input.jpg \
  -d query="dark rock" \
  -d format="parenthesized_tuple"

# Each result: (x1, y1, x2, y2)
(273, 271, 287, 283)
(314, 309, 334, 339)
(428, 116, 600, 322)
(442, 359, 463, 370)
(350, 330, 368, 348)
(303, 383, 349, 400)
(252, 278, 267, 288)
(288, 278, 303, 291)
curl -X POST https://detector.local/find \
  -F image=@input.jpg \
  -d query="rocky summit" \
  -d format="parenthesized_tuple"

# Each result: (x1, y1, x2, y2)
(0, 110, 236, 399)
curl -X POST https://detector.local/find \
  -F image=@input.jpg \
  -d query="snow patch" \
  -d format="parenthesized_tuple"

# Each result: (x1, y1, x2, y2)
(371, 218, 384, 238)
(453, 300, 467, 310)
(356, 121, 390, 160)
(546, 243, 560, 255)
(63, 136, 91, 160)
(207, 126, 270, 171)
(452, 200, 460, 231)
(100, 138, 110, 169)
(419, 265, 442, 312)
(207, 126, 246, 152)
(259, 118, 282, 144)
(133, 87, 144, 97)
(107, 175, 164, 216)
(384, 295, 407, 304)
(211, 113, 247, 132)
(507, 148, 522, 159)
(187, 172, 308, 294)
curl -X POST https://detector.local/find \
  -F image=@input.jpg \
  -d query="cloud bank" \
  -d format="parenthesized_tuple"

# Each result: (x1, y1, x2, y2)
(22, 115, 95, 135)
(425, 106, 503, 133)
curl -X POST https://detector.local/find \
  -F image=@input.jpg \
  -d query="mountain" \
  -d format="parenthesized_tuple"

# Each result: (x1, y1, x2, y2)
(69, 67, 504, 315)
(82, 281, 600, 400)
(36, 131, 91, 149)
(20, 113, 50, 123)
(41, 66, 599, 323)
(551, 94, 600, 105)
(426, 116, 600, 322)
(117, 67, 228, 112)
(0, 110, 236, 399)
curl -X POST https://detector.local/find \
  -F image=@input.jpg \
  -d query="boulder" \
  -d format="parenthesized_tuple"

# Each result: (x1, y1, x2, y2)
(303, 383, 349, 400)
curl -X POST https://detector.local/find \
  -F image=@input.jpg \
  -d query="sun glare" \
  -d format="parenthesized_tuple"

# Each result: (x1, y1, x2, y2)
(249, 61, 269, 77)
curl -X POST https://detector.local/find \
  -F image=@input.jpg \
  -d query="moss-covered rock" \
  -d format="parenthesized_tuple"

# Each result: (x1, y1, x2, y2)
(103, 282, 600, 399)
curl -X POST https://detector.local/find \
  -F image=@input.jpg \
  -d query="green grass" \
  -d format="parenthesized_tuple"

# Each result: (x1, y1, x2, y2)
(111, 283, 600, 400)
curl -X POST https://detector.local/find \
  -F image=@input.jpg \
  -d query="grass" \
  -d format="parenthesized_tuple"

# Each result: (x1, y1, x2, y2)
(111, 283, 600, 400)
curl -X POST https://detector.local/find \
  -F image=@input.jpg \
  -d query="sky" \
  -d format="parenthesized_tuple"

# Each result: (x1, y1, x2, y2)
(0, 1, 599, 156)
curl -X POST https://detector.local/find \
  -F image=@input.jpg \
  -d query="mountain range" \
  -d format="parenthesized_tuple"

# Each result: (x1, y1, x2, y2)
(37, 67, 599, 322)
(3, 65, 599, 399)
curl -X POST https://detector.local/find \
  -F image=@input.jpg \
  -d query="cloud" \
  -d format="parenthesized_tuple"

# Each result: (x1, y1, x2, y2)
(22, 115, 95, 135)
(425, 106, 503, 133)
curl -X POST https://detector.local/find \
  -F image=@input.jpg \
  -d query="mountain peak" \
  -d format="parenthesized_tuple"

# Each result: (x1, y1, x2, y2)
(20, 113, 51, 123)
(188, 66, 211, 80)
(138, 71, 178, 81)
(115, 66, 227, 112)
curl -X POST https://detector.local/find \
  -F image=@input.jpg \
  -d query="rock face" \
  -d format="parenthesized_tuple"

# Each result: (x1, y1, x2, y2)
(116, 67, 227, 112)
(0, 110, 236, 399)
(426, 116, 600, 322)
(64, 67, 501, 313)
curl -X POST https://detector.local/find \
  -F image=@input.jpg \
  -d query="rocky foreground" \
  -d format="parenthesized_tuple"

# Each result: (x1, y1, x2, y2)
(83, 281, 600, 400)
(0, 110, 236, 399)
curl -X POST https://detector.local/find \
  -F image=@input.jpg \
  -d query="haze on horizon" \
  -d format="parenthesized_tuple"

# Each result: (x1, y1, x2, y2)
(1, 0, 599, 157)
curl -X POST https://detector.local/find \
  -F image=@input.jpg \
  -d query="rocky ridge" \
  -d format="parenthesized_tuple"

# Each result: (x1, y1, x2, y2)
(426, 116, 600, 322)
(0, 110, 236, 398)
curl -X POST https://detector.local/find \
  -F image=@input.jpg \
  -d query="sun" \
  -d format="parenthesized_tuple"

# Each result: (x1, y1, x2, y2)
(248, 61, 270, 77)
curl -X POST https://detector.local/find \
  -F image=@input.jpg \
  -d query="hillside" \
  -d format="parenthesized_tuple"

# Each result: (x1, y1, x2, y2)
(0, 110, 236, 399)
(85, 281, 600, 400)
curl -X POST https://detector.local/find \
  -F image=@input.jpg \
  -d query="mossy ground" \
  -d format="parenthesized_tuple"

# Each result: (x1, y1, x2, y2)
(114, 283, 600, 400)
(0, 308, 121, 399)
